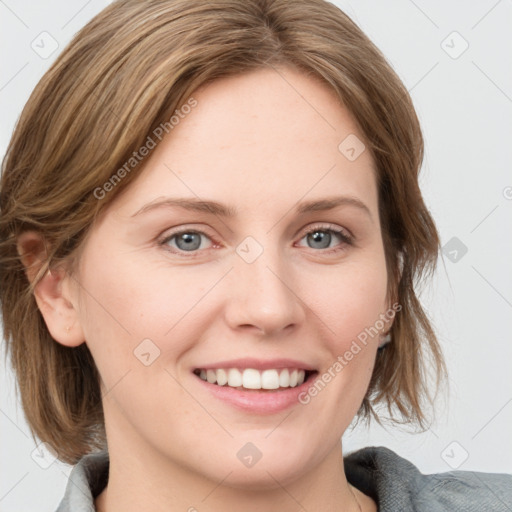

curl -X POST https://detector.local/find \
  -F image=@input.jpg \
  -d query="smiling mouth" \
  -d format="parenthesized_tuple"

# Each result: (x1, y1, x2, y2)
(193, 367, 318, 391)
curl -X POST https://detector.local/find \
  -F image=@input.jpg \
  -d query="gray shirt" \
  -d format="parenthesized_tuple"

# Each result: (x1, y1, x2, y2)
(55, 446, 512, 511)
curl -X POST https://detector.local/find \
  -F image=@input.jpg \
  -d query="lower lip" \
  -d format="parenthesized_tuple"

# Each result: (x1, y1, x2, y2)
(193, 373, 318, 414)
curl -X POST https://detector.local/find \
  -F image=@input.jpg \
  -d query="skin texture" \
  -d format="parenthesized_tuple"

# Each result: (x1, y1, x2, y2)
(18, 66, 390, 511)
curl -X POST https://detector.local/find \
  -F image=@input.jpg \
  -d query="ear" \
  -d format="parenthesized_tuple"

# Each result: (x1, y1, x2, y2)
(380, 254, 403, 346)
(16, 230, 85, 347)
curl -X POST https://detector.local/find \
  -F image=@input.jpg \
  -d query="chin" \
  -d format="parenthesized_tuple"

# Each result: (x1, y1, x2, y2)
(215, 460, 309, 491)
(207, 439, 317, 490)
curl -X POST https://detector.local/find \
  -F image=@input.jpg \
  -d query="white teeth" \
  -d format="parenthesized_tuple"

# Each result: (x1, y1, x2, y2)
(242, 369, 261, 389)
(227, 368, 242, 387)
(261, 369, 280, 389)
(196, 368, 309, 389)
(216, 368, 228, 386)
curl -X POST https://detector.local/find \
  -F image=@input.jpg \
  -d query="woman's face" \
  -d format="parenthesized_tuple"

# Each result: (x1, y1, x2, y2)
(69, 66, 391, 486)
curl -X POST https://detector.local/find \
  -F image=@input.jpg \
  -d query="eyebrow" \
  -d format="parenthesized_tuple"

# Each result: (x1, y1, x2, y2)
(131, 195, 373, 221)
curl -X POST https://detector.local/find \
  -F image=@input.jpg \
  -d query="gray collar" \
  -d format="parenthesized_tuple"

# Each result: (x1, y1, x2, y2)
(56, 446, 512, 511)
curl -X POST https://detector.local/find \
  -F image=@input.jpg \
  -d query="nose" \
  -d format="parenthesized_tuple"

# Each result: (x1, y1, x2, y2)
(223, 242, 306, 337)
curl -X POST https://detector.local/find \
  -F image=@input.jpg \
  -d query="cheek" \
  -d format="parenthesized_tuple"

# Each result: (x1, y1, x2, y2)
(299, 254, 388, 418)
(75, 247, 216, 381)
(310, 254, 389, 349)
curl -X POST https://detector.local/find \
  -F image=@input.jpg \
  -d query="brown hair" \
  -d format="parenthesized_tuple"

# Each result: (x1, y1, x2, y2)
(0, 0, 446, 464)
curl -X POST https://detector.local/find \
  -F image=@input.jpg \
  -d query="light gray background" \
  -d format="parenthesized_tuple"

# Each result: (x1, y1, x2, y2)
(1, 1, 511, 510)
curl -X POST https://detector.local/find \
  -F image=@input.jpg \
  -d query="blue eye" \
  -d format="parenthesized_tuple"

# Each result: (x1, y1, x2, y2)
(161, 230, 212, 253)
(297, 224, 353, 253)
(159, 223, 353, 257)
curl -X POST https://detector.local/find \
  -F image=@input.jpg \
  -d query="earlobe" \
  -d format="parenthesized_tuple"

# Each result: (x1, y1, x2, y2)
(16, 231, 85, 348)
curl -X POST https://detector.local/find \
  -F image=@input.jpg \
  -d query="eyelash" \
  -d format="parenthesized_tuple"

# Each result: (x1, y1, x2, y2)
(158, 223, 354, 258)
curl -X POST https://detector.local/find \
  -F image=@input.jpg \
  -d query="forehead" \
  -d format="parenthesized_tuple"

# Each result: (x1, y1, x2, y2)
(107, 66, 378, 220)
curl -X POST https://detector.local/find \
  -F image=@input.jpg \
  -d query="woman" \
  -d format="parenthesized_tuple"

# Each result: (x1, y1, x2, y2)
(1, 1, 510, 510)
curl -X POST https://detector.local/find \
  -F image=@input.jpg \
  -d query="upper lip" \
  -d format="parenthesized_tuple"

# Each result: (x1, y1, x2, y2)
(194, 358, 317, 371)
